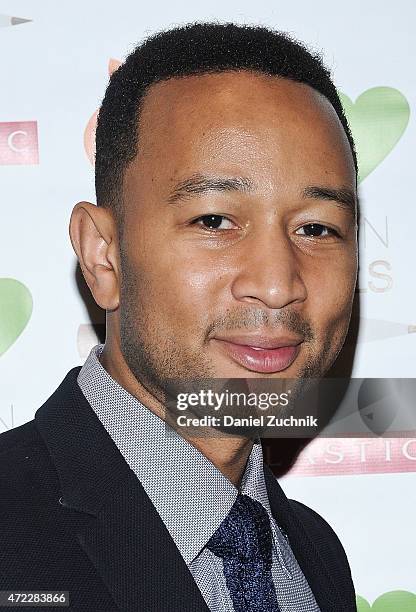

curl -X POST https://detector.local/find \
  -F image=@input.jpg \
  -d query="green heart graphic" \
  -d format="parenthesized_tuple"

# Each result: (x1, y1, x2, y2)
(357, 590, 416, 611)
(339, 87, 410, 183)
(0, 278, 33, 356)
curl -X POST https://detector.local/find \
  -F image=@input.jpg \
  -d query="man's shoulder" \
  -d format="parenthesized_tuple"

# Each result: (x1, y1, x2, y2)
(0, 419, 43, 458)
(0, 419, 58, 502)
(288, 497, 347, 552)
(288, 497, 354, 591)
(0, 366, 83, 476)
(265, 467, 347, 553)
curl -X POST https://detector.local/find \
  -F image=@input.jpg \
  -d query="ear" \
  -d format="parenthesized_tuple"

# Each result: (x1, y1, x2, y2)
(69, 202, 119, 310)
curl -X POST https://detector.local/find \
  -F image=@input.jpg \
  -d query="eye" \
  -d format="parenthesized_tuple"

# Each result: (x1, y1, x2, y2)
(296, 223, 340, 238)
(192, 214, 236, 230)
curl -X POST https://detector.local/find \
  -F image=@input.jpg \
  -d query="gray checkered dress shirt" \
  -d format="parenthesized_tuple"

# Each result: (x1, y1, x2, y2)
(77, 344, 320, 612)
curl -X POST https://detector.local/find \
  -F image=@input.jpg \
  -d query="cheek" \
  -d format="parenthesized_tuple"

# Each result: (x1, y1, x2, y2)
(135, 239, 224, 326)
(304, 257, 357, 334)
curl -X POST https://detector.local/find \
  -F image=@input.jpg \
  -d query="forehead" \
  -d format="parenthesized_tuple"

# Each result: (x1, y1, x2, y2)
(130, 71, 355, 189)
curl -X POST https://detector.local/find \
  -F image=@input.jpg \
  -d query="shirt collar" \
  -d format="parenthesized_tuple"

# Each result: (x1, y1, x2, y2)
(77, 343, 273, 564)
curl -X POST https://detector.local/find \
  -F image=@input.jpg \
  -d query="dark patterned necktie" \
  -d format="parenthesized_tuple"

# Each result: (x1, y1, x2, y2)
(206, 493, 281, 611)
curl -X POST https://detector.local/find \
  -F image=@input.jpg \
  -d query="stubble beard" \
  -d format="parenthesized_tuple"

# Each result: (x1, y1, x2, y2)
(118, 251, 349, 434)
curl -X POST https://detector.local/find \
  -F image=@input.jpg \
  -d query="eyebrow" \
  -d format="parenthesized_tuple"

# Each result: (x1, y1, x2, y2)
(302, 185, 357, 214)
(167, 173, 253, 204)
(167, 173, 356, 214)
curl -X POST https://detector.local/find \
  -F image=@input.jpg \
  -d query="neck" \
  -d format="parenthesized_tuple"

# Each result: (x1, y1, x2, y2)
(99, 340, 253, 488)
(187, 435, 254, 488)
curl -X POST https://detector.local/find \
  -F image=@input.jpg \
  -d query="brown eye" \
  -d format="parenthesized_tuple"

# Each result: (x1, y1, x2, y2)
(193, 215, 235, 230)
(296, 223, 339, 237)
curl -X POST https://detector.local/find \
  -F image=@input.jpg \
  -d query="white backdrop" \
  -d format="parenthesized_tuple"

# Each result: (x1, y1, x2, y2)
(1, 1, 415, 609)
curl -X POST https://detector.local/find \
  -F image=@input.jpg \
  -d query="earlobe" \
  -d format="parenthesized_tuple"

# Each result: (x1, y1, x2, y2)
(69, 201, 120, 310)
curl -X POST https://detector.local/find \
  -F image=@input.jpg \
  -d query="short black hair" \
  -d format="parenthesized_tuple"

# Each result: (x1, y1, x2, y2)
(95, 21, 357, 220)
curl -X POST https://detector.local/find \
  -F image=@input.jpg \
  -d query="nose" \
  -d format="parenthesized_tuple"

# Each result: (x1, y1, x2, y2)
(230, 227, 307, 309)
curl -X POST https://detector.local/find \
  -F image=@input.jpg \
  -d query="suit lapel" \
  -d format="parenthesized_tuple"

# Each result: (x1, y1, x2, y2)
(35, 368, 209, 612)
(263, 463, 348, 612)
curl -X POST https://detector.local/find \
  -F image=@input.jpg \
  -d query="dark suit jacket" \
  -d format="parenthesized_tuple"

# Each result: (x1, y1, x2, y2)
(0, 368, 357, 611)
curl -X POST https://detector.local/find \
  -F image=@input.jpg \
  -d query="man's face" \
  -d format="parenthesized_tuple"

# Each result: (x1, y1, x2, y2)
(119, 71, 357, 398)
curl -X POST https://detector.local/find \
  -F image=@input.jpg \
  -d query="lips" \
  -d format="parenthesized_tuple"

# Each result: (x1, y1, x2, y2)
(212, 335, 302, 374)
